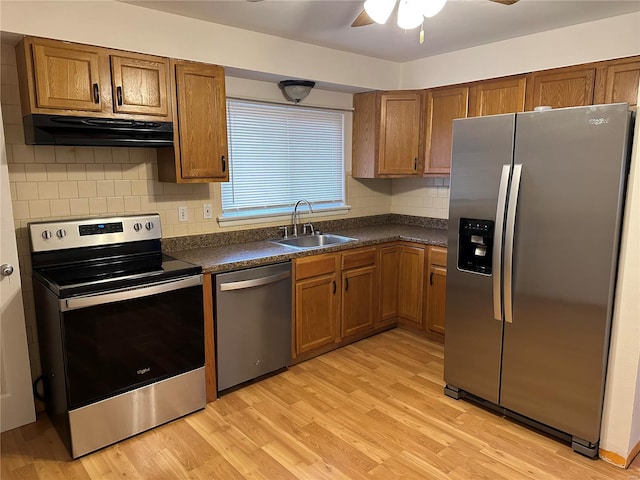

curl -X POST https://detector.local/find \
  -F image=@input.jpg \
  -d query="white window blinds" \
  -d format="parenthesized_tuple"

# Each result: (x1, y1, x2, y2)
(222, 99, 345, 218)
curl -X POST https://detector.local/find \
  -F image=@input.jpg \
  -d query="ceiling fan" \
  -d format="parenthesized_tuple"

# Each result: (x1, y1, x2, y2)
(352, 0, 520, 28)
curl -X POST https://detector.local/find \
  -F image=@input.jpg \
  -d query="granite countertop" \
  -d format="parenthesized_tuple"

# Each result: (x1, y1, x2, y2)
(166, 223, 448, 274)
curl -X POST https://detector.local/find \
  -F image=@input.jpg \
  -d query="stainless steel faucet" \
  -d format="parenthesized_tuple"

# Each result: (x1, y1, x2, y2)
(292, 199, 313, 236)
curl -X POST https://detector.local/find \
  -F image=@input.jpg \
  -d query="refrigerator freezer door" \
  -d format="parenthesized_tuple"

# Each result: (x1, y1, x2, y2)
(444, 113, 516, 404)
(500, 104, 631, 444)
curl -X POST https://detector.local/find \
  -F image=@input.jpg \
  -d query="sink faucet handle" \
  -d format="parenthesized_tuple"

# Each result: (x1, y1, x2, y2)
(303, 222, 315, 235)
(278, 226, 289, 239)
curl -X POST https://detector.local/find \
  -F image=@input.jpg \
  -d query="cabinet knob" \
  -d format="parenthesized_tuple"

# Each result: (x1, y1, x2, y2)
(221, 155, 226, 173)
(93, 83, 100, 104)
(116, 86, 123, 106)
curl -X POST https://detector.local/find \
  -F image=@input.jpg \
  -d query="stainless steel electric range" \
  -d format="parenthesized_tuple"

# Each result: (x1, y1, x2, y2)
(29, 214, 205, 458)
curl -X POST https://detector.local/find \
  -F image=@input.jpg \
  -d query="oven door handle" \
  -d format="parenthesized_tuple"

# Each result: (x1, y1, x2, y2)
(61, 275, 203, 312)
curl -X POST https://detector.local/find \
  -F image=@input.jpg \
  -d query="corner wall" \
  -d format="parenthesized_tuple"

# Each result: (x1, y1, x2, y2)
(599, 93, 640, 467)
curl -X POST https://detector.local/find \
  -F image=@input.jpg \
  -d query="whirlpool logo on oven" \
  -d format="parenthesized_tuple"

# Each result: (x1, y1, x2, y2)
(588, 117, 609, 126)
(137, 367, 151, 375)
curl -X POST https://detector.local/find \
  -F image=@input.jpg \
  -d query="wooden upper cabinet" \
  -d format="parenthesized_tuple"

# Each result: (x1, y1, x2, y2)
(594, 56, 640, 109)
(379, 93, 421, 175)
(424, 87, 468, 176)
(352, 91, 421, 178)
(110, 54, 170, 117)
(468, 76, 527, 117)
(28, 39, 108, 113)
(16, 37, 173, 120)
(158, 61, 229, 183)
(525, 66, 596, 110)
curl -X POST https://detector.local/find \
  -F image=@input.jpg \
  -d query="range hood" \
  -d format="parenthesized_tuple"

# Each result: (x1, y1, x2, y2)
(23, 114, 174, 148)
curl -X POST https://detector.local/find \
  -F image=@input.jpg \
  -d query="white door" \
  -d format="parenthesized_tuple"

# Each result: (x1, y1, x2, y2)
(0, 106, 36, 432)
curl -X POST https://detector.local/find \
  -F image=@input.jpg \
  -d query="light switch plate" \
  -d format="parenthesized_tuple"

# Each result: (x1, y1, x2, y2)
(203, 203, 212, 219)
(178, 206, 188, 222)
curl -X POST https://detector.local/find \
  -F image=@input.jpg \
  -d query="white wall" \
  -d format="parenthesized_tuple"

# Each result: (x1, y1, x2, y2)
(600, 97, 640, 466)
(400, 12, 640, 89)
(0, 0, 400, 92)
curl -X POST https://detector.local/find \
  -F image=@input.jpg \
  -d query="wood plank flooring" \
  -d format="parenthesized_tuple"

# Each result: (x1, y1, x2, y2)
(2, 329, 639, 479)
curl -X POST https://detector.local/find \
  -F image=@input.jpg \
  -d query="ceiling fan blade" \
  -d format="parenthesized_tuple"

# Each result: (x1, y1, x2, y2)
(489, 0, 520, 4)
(351, 9, 375, 27)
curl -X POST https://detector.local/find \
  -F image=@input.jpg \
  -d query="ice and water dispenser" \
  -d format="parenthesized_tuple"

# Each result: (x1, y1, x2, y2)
(458, 218, 495, 275)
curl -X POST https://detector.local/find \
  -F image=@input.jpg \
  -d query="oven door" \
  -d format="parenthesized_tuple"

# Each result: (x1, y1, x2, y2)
(60, 275, 204, 409)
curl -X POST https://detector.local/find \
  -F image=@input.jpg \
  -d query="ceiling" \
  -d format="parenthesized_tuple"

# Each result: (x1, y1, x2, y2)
(123, 0, 640, 62)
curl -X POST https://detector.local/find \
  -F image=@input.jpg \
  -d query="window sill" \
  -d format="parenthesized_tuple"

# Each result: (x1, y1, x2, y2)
(217, 204, 351, 228)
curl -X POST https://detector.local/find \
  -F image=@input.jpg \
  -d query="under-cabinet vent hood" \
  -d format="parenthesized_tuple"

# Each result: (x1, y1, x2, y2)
(23, 114, 174, 148)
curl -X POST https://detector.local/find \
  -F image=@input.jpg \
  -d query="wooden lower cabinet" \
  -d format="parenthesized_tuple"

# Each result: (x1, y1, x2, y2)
(341, 248, 377, 338)
(378, 244, 400, 326)
(397, 244, 425, 327)
(293, 254, 340, 356)
(425, 246, 448, 340)
(293, 247, 381, 359)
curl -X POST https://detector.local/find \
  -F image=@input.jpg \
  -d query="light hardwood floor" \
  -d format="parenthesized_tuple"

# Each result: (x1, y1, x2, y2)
(2, 329, 638, 479)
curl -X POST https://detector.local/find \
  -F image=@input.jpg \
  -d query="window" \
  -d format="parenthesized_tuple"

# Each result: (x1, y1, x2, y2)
(221, 99, 345, 221)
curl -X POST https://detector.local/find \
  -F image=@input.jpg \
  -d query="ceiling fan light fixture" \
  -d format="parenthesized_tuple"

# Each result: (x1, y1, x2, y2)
(397, 0, 424, 30)
(422, 0, 447, 18)
(278, 80, 316, 104)
(364, 0, 396, 24)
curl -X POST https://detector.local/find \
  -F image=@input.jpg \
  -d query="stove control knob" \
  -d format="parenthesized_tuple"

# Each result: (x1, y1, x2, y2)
(145, 221, 154, 231)
(56, 229, 67, 238)
(42, 230, 53, 240)
(133, 222, 143, 232)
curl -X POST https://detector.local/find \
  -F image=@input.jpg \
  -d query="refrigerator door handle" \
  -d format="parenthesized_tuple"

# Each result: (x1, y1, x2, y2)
(504, 164, 523, 324)
(493, 164, 511, 321)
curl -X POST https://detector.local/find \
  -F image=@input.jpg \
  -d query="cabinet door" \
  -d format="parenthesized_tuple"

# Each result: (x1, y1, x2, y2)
(110, 54, 170, 117)
(425, 246, 447, 338)
(342, 266, 376, 338)
(378, 245, 400, 326)
(378, 93, 421, 175)
(426, 265, 447, 336)
(594, 58, 640, 108)
(295, 273, 339, 355)
(31, 41, 105, 112)
(525, 66, 595, 111)
(424, 87, 468, 175)
(175, 62, 228, 180)
(397, 245, 425, 327)
(468, 76, 526, 117)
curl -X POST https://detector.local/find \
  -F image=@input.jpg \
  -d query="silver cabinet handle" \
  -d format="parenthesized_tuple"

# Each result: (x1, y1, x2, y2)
(219, 271, 290, 292)
(493, 165, 511, 322)
(61, 275, 203, 311)
(504, 164, 522, 324)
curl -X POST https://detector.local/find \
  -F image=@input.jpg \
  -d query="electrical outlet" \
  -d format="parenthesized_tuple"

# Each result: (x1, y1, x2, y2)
(203, 203, 212, 219)
(178, 206, 188, 222)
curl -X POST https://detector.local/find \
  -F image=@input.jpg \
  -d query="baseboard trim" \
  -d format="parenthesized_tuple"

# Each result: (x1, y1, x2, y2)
(599, 439, 640, 468)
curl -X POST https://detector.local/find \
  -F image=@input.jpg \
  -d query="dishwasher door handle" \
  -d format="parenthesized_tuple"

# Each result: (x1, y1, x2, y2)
(219, 271, 291, 292)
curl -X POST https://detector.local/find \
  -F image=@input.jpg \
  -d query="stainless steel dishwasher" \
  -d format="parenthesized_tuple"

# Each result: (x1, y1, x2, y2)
(214, 262, 292, 392)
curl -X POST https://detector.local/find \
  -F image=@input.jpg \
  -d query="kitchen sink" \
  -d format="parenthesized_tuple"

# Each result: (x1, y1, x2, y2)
(273, 233, 357, 249)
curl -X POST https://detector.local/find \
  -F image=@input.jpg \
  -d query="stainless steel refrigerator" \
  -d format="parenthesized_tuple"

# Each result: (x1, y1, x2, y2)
(443, 103, 633, 458)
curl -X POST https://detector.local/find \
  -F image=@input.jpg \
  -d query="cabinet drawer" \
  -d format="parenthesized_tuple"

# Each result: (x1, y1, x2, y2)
(342, 247, 376, 270)
(295, 254, 338, 280)
(430, 246, 447, 266)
